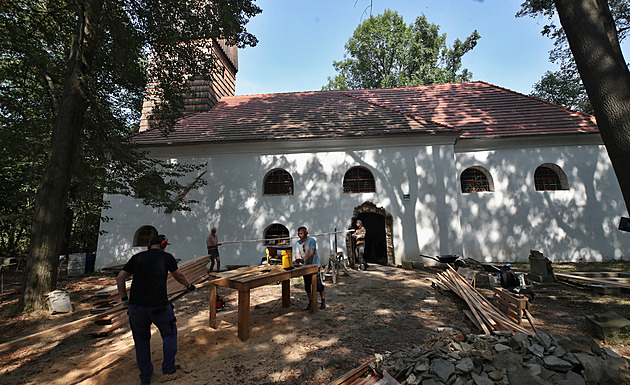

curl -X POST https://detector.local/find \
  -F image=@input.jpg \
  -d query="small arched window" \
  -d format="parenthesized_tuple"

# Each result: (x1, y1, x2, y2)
(134, 171, 165, 199)
(535, 164, 568, 191)
(264, 223, 290, 245)
(263, 169, 294, 195)
(133, 225, 158, 247)
(461, 167, 494, 193)
(343, 166, 375, 193)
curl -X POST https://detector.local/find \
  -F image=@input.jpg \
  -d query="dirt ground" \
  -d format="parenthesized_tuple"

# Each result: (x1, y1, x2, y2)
(1, 263, 629, 384)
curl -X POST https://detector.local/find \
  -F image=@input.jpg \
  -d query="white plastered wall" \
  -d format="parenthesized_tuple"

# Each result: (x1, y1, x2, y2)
(96, 135, 463, 269)
(456, 138, 630, 262)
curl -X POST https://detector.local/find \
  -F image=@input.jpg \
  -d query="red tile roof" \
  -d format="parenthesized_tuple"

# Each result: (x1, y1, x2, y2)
(132, 81, 598, 145)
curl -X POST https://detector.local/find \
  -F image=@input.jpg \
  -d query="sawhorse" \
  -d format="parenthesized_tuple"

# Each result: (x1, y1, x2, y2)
(323, 252, 351, 284)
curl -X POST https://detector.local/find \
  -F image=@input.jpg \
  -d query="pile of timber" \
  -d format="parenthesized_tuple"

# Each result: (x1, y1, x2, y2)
(433, 265, 533, 335)
(89, 255, 210, 336)
(555, 271, 630, 291)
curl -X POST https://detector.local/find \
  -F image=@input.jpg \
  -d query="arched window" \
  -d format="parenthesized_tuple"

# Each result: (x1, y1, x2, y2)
(134, 171, 164, 199)
(133, 225, 158, 247)
(461, 167, 494, 193)
(343, 166, 375, 193)
(263, 169, 294, 195)
(535, 164, 569, 191)
(264, 223, 290, 245)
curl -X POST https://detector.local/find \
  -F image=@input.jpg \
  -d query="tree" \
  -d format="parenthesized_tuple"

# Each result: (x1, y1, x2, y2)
(530, 70, 593, 114)
(518, 1, 630, 113)
(0, 0, 261, 310)
(323, 9, 480, 90)
(519, 0, 630, 213)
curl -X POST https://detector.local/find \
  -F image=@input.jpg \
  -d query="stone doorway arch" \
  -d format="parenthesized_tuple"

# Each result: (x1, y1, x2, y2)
(346, 202, 394, 266)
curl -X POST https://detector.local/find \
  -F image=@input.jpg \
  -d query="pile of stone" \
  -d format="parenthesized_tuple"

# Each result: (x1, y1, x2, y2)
(375, 330, 630, 385)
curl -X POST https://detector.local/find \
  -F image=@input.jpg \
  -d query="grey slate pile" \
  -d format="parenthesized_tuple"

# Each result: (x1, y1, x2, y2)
(374, 330, 630, 385)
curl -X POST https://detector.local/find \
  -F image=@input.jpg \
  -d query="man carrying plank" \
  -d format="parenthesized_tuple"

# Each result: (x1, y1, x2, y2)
(117, 234, 195, 384)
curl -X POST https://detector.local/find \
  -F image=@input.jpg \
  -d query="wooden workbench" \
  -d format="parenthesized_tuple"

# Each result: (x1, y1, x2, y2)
(208, 264, 319, 341)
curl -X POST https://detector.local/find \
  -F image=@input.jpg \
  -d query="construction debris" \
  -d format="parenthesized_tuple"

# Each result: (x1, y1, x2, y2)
(374, 330, 630, 385)
(432, 265, 533, 335)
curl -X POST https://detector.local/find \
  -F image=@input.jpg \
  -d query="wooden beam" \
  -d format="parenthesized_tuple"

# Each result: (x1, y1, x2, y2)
(555, 272, 630, 289)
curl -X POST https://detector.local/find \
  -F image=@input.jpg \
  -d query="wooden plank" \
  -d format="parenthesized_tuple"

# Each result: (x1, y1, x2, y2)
(560, 271, 630, 280)
(555, 272, 630, 289)
(0, 305, 125, 351)
(282, 280, 290, 307)
(93, 309, 127, 325)
(328, 361, 372, 385)
(490, 287, 528, 308)
(310, 272, 317, 313)
(438, 265, 531, 334)
(209, 284, 217, 329)
(463, 309, 484, 331)
(237, 289, 251, 341)
(524, 309, 537, 333)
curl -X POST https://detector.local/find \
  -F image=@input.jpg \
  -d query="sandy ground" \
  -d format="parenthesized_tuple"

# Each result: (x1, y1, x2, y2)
(1, 264, 629, 384)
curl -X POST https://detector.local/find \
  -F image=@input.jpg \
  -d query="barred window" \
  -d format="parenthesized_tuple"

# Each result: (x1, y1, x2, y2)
(343, 166, 375, 193)
(264, 224, 290, 245)
(263, 169, 294, 195)
(134, 225, 158, 247)
(461, 167, 494, 193)
(535, 164, 568, 191)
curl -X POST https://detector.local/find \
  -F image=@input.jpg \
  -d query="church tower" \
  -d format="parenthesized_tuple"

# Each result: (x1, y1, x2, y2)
(139, 39, 238, 131)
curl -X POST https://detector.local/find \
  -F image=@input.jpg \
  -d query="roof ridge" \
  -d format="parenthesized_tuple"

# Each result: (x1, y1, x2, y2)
(340, 91, 460, 132)
(230, 81, 486, 99)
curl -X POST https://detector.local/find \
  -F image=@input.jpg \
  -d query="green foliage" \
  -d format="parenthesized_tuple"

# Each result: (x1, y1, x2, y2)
(518, 0, 630, 112)
(0, 0, 260, 256)
(530, 70, 593, 114)
(323, 10, 480, 90)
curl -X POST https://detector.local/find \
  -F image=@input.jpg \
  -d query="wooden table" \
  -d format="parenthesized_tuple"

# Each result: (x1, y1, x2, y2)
(208, 264, 319, 341)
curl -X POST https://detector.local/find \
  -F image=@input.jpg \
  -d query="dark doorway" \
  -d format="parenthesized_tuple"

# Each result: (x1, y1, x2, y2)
(357, 212, 387, 265)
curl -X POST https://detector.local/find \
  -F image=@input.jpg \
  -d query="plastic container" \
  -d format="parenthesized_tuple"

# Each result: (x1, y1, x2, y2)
(68, 253, 86, 277)
(46, 290, 73, 314)
(488, 273, 501, 286)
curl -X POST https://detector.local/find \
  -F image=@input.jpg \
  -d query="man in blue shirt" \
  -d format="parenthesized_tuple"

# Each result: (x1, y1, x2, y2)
(295, 226, 326, 310)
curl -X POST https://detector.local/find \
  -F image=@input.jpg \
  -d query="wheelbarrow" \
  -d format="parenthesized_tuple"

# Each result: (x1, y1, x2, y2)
(419, 254, 466, 268)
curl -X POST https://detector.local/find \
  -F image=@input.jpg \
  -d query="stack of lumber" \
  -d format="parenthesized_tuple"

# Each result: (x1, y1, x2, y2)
(555, 271, 630, 290)
(328, 361, 381, 385)
(434, 265, 532, 335)
(89, 255, 210, 336)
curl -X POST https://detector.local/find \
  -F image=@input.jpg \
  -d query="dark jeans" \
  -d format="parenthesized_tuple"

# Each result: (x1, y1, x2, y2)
(128, 303, 178, 382)
(355, 243, 366, 267)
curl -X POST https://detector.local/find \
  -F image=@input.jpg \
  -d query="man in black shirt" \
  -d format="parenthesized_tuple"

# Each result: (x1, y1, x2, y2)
(117, 235, 195, 384)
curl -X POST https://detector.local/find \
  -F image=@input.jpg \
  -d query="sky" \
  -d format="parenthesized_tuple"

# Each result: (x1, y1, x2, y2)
(235, 0, 560, 96)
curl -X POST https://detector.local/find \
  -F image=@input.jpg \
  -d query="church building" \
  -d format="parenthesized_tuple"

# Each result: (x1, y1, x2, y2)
(95, 41, 630, 269)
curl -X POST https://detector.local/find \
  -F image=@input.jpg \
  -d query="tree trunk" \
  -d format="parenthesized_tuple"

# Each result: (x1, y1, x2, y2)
(554, 0, 630, 213)
(20, 2, 96, 310)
